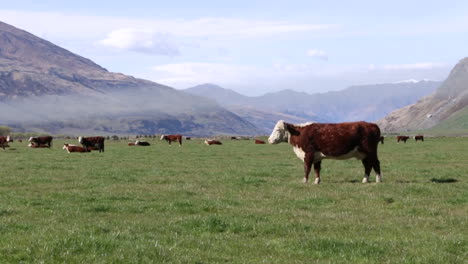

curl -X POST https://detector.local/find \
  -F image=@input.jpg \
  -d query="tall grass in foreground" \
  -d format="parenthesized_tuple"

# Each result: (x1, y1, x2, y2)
(0, 137, 467, 263)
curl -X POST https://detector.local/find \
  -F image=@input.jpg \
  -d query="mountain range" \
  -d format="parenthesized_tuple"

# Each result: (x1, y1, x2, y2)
(184, 81, 440, 132)
(0, 21, 260, 136)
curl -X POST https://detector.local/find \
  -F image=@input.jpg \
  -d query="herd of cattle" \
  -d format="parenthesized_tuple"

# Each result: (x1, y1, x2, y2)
(0, 121, 427, 184)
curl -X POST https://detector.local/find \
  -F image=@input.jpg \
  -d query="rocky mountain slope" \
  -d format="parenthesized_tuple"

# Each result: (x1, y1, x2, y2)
(0, 21, 260, 136)
(378, 57, 468, 132)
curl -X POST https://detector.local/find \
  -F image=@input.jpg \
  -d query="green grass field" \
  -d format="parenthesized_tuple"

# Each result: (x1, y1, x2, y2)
(1, 137, 467, 263)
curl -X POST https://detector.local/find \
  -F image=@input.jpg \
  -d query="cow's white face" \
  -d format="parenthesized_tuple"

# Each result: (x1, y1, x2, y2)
(6, 136, 10, 142)
(78, 136, 83, 143)
(268, 120, 289, 144)
(62, 144, 68, 150)
(160, 135, 165, 140)
(28, 137, 34, 143)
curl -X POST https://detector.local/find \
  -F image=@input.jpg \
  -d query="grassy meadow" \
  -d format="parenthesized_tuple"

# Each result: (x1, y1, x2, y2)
(0, 136, 467, 263)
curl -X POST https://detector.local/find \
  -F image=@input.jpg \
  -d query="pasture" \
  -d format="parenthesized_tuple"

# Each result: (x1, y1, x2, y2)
(0, 137, 467, 263)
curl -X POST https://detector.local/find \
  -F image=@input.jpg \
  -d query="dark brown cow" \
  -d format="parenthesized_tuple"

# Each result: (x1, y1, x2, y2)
(204, 139, 222, 145)
(414, 135, 424, 142)
(135, 140, 151, 146)
(379, 136, 384, 144)
(397, 136, 410, 143)
(0, 136, 11, 150)
(160, 134, 182, 146)
(62, 144, 88, 153)
(78, 136, 105, 152)
(29, 136, 53, 148)
(255, 139, 266, 144)
(268, 120, 382, 184)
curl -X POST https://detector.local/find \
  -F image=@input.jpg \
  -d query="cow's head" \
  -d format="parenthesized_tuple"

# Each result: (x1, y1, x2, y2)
(160, 135, 166, 140)
(269, 120, 289, 144)
(6, 135, 11, 142)
(28, 136, 34, 143)
(78, 136, 83, 144)
(63, 144, 69, 150)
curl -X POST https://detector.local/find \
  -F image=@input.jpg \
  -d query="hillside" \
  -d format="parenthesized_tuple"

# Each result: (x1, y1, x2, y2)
(378, 57, 468, 132)
(0, 21, 261, 136)
(184, 81, 440, 131)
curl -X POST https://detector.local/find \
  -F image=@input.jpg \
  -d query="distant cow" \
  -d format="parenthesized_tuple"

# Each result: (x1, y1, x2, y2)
(255, 139, 266, 144)
(28, 143, 50, 148)
(397, 136, 410, 143)
(135, 140, 151, 146)
(415, 135, 424, 142)
(62, 144, 88, 153)
(0, 136, 11, 150)
(185, 137, 191, 140)
(231, 136, 239, 140)
(29, 136, 53, 148)
(379, 136, 384, 144)
(268, 120, 382, 184)
(78, 136, 105, 152)
(160, 134, 182, 146)
(204, 139, 222, 145)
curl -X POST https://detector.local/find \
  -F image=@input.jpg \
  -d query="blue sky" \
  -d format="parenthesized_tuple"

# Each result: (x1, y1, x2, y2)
(1, 0, 467, 95)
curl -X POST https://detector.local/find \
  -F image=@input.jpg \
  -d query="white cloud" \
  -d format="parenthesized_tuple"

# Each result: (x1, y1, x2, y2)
(307, 49, 328, 60)
(98, 28, 179, 56)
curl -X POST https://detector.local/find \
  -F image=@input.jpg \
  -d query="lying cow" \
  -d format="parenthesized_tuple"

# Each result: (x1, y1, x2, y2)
(0, 136, 11, 150)
(160, 134, 182, 146)
(28, 143, 50, 148)
(255, 139, 266, 144)
(62, 144, 88, 153)
(414, 135, 424, 142)
(268, 120, 382, 184)
(29, 136, 53, 148)
(135, 140, 151, 146)
(204, 139, 222, 145)
(397, 136, 410, 143)
(78, 136, 105, 152)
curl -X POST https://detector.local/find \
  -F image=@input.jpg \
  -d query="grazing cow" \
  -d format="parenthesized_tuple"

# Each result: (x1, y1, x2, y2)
(415, 135, 424, 142)
(397, 136, 410, 143)
(62, 144, 88, 153)
(204, 139, 222, 145)
(29, 136, 53, 148)
(160, 134, 182, 146)
(185, 137, 191, 140)
(0, 136, 11, 150)
(255, 139, 266, 144)
(268, 120, 382, 184)
(135, 140, 151, 146)
(231, 136, 239, 140)
(28, 143, 50, 148)
(379, 136, 384, 144)
(78, 136, 105, 152)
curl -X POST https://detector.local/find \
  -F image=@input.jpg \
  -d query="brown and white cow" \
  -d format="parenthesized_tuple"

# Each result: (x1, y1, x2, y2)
(414, 135, 424, 142)
(255, 139, 266, 144)
(397, 136, 410, 143)
(29, 136, 53, 148)
(78, 136, 105, 152)
(204, 139, 222, 145)
(160, 134, 182, 146)
(135, 140, 151, 146)
(268, 120, 382, 184)
(0, 136, 11, 150)
(62, 144, 88, 153)
(28, 143, 50, 148)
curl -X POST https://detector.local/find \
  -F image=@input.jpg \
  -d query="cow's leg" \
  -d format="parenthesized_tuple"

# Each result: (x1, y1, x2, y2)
(361, 158, 372, 183)
(303, 153, 314, 183)
(313, 161, 321, 184)
(371, 155, 382, 183)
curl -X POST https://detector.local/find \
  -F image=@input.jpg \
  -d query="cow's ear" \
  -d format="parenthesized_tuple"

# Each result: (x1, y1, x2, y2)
(285, 123, 300, 136)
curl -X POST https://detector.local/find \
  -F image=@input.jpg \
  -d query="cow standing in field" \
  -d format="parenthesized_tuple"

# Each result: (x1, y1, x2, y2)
(29, 136, 53, 148)
(78, 136, 105, 152)
(397, 136, 410, 143)
(204, 139, 222, 145)
(415, 135, 424, 142)
(255, 139, 266, 144)
(62, 144, 88, 153)
(0, 136, 11, 150)
(268, 120, 382, 184)
(379, 136, 384, 144)
(160, 134, 182, 146)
